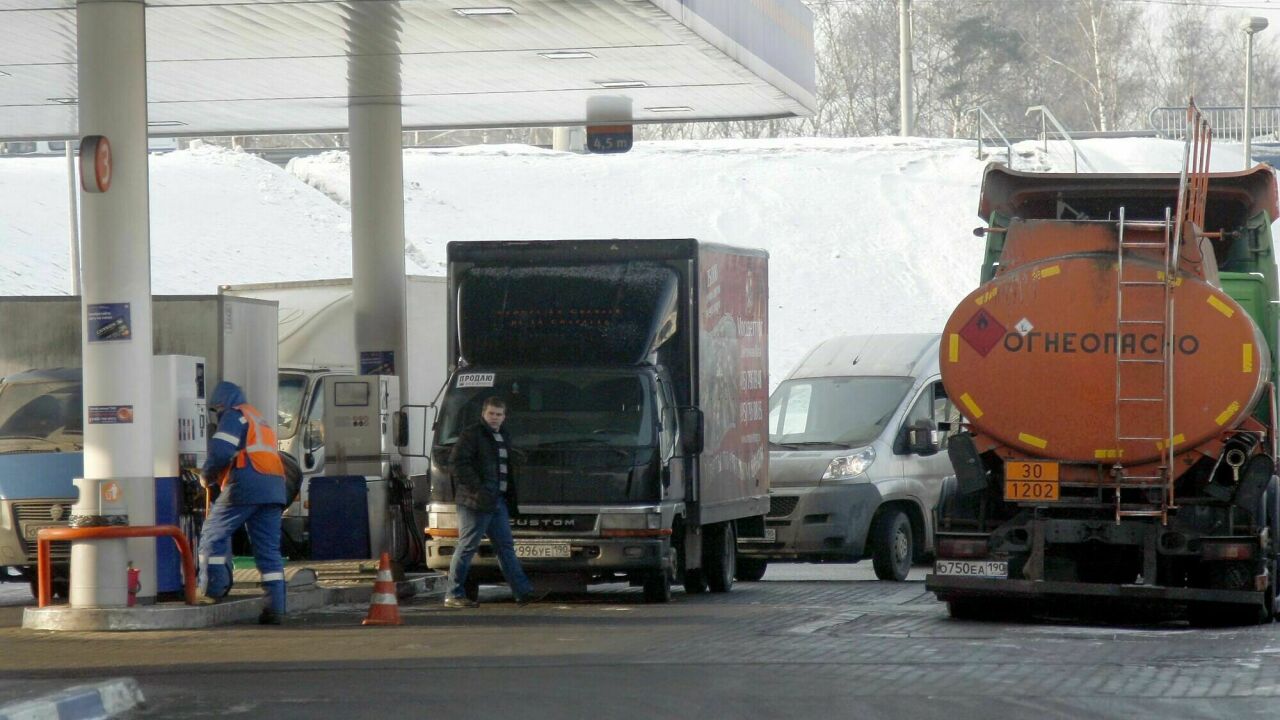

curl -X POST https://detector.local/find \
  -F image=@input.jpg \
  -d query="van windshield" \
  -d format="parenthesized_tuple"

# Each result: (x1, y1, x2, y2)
(0, 379, 84, 454)
(769, 377, 913, 448)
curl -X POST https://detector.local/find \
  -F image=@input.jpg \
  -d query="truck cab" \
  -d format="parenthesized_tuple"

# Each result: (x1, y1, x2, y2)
(275, 365, 352, 554)
(739, 335, 957, 581)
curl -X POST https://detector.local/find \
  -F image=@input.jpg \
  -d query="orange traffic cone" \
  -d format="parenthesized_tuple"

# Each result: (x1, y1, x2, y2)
(362, 552, 403, 626)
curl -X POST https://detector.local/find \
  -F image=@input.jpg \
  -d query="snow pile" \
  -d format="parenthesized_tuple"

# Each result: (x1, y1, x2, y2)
(291, 136, 1244, 381)
(0, 135, 1253, 382)
(0, 143, 352, 296)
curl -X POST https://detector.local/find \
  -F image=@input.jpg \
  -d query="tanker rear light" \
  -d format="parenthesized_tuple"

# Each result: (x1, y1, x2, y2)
(937, 537, 990, 559)
(1201, 541, 1255, 561)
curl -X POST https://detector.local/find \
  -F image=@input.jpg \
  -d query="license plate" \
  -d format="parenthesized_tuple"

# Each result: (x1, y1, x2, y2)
(515, 542, 571, 559)
(738, 528, 777, 543)
(1004, 480, 1060, 501)
(934, 560, 1008, 578)
(22, 524, 64, 541)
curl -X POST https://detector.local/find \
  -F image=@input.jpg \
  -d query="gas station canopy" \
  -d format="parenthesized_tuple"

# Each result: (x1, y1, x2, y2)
(0, 0, 816, 139)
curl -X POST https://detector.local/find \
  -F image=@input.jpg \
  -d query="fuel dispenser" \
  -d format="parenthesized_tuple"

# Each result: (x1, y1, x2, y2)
(312, 375, 413, 560)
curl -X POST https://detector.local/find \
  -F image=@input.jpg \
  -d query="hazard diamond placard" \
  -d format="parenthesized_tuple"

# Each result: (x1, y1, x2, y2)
(959, 308, 1007, 357)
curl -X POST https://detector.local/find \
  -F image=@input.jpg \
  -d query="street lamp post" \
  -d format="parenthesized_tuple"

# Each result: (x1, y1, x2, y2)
(1242, 16, 1269, 170)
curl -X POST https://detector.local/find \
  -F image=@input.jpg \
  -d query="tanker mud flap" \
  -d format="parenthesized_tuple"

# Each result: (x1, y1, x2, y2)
(926, 576, 1266, 607)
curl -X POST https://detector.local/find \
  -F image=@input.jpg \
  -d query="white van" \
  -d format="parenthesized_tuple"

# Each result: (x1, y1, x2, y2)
(737, 334, 958, 581)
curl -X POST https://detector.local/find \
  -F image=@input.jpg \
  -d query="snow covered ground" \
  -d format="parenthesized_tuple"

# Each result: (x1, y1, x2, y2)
(0, 142, 352, 296)
(0, 135, 1254, 383)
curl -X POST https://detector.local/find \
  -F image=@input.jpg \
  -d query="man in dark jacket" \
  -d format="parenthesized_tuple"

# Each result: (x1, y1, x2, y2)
(445, 396, 537, 607)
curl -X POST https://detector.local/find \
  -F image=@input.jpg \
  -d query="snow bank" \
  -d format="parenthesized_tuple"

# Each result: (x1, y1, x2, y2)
(0, 143, 352, 296)
(290, 136, 1224, 382)
(0, 135, 1248, 384)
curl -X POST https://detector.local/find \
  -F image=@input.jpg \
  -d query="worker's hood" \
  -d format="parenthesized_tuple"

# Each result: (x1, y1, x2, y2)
(210, 381, 246, 410)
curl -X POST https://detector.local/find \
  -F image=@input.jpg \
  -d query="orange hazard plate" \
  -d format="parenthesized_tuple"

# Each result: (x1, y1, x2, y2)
(1004, 461, 1060, 501)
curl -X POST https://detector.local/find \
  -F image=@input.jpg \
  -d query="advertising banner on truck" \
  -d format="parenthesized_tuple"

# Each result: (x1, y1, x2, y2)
(697, 246, 769, 508)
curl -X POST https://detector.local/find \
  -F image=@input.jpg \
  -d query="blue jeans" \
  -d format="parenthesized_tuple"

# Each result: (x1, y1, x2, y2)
(448, 502, 533, 600)
(198, 496, 286, 613)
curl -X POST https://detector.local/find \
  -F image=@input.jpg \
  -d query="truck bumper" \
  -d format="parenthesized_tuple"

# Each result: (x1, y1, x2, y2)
(738, 484, 880, 561)
(926, 574, 1266, 607)
(426, 536, 669, 579)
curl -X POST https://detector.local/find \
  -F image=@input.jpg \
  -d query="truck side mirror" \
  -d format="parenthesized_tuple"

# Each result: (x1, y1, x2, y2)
(905, 423, 939, 456)
(398, 405, 434, 458)
(679, 406, 704, 456)
(394, 411, 409, 448)
(304, 420, 324, 451)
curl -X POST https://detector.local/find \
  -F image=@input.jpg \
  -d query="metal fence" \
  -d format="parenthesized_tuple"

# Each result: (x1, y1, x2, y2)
(1150, 106, 1280, 141)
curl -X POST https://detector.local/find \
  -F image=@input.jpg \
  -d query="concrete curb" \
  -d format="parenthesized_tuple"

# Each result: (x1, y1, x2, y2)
(0, 677, 143, 720)
(20, 572, 447, 631)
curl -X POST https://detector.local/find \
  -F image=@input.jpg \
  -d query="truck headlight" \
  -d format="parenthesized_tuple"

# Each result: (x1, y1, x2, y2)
(600, 513, 662, 530)
(822, 447, 875, 481)
(428, 511, 458, 529)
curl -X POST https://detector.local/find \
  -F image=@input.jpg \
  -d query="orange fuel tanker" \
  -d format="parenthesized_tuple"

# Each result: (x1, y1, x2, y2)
(926, 125, 1280, 625)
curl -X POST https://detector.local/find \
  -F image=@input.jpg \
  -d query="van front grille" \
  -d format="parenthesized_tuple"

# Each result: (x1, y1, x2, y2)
(767, 495, 799, 517)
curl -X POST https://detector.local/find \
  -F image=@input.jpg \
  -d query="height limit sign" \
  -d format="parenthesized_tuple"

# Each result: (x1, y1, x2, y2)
(586, 125, 633, 154)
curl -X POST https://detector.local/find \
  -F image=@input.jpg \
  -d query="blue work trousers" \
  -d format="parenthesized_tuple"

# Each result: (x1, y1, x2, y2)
(198, 497, 287, 613)
(448, 502, 533, 600)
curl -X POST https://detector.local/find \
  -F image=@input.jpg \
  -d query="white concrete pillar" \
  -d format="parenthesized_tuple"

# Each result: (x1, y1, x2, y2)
(73, 0, 155, 607)
(347, 4, 407, 392)
(349, 102, 407, 382)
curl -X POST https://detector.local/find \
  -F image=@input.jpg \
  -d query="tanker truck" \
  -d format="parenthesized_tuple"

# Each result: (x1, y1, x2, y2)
(927, 159, 1280, 625)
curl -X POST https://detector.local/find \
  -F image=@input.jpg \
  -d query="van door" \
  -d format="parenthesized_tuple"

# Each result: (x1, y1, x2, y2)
(895, 378, 960, 552)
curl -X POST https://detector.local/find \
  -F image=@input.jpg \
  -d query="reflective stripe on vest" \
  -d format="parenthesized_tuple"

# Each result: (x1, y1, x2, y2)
(220, 403, 285, 489)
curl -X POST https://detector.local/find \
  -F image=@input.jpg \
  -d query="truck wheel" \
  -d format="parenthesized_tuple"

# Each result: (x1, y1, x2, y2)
(735, 557, 768, 582)
(704, 522, 736, 593)
(642, 570, 672, 603)
(872, 508, 913, 581)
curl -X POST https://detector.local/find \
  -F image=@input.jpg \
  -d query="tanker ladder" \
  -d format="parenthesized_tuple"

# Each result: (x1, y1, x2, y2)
(1111, 204, 1176, 523)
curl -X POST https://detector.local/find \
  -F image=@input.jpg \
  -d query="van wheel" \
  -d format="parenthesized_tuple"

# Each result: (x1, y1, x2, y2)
(735, 557, 768, 582)
(872, 508, 913, 581)
(704, 523, 735, 593)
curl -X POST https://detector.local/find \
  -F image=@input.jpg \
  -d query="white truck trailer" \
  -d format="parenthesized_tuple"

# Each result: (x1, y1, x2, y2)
(220, 276, 448, 556)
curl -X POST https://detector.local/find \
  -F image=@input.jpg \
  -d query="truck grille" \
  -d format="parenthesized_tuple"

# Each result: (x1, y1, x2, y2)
(768, 495, 799, 517)
(13, 501, 72, 562)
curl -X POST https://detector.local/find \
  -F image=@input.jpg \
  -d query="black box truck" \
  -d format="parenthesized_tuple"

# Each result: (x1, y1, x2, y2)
(424, 239, 769, 602)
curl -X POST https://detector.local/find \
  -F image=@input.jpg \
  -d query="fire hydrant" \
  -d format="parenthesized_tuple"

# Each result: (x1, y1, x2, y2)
(127, 562, 141, 607)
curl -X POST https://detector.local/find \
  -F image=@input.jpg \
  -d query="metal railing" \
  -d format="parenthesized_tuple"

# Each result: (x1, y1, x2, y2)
(965, 106, 1014, 169)
(1150, 105, 1280, 141)
(1026, 105, 1095, 173)
(37, 525, 197, 607)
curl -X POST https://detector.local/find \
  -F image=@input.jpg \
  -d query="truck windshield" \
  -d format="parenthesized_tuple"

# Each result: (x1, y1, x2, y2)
(0, 379, 83, 453)
(277, 373, 308, 439)
(437, 370, 654, 449)
(769, 377, 913, 448)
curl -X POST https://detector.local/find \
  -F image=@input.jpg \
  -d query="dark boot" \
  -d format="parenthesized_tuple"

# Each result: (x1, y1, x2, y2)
(258, 608, 283, 625)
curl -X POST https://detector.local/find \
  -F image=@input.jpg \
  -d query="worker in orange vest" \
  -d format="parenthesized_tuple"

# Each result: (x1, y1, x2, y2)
(197, 381, 288, 625)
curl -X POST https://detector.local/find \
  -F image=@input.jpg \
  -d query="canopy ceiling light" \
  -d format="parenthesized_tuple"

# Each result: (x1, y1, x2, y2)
(453, 7, 517, 16)
(539, 51, 596, 60)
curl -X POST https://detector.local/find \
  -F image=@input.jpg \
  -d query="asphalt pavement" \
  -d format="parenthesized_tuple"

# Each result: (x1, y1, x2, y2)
(1, 563, 1277, 719)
